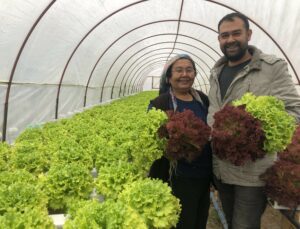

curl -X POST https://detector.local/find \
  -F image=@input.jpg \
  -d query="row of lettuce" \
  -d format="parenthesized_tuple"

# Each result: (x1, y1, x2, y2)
(0, 91, 182, 228)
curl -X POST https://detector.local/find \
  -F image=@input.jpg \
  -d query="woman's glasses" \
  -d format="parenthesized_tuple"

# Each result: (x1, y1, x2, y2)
(172, 67, 195, 74)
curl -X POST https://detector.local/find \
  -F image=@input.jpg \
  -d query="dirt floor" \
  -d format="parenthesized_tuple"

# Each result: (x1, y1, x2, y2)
(261, 205, 282, 229)
(206, 196, 287, 229)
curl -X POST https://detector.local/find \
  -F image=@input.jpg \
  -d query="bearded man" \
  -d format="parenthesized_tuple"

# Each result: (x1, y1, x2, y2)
(208, 12, 300, 229)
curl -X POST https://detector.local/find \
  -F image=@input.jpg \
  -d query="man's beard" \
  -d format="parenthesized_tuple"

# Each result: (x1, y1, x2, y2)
(222, 41, 248, 62)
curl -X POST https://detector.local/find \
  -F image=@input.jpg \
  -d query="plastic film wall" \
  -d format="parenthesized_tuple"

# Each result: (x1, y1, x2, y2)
(1, 0, 300, 142)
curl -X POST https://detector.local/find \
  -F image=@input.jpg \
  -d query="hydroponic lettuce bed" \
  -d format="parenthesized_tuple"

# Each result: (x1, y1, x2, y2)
(0, 91, 181, 228)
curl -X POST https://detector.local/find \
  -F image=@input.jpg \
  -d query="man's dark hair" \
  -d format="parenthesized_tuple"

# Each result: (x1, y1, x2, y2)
(218, 12, 250, 31)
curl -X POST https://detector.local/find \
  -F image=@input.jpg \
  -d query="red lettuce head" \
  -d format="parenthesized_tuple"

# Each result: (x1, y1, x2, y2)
(260, 124, 300, 208)
(279, 124, 300, 164)
(212, 105, 265, 166)
(260, 160, 300, 208)
(157, 109, 211, 162)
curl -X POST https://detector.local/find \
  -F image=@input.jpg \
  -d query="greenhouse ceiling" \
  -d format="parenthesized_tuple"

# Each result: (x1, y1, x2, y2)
(1, 0, 300, 142)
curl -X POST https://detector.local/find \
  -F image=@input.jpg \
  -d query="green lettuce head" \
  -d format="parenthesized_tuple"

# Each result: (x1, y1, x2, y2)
(233, 93, 296, 153)
(118, 178, 181, 228)
(64, 200, 146, 229)
(95, 161, 142, 200)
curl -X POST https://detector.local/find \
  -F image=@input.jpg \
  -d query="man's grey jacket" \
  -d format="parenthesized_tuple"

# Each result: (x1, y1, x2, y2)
(208, 45, 300, 186)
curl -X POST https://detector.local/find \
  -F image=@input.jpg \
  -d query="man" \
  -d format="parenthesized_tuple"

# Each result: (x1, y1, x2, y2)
(208, 12, 300, 229)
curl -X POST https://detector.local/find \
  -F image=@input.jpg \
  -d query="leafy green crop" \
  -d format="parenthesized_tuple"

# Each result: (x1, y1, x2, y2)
(130, 109, 167, 175)
(10, 141, 51, 175)
(233, 93, 296, 153)
(64, 200, 105, 229)
(0, 169, 37, 185)
(42, 162, 94, 211)
(14, 126, 44, 143)
(0, 170, 47, 215)
(0, 91, 184, 228)
(118, 178, 181, 228)
(94, 141, 130, 171)
(95, 162, 142, 200)
(50, 137, 94, 170)
(64, 200, 147, 229)
(0, 208, 54, 229)
(0, 142, 11, 172)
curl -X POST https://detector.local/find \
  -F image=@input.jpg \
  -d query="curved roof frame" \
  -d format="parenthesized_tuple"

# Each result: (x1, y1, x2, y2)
(80, 19, 218, 105)
(123, 60, 205, 94)
(107, 36, 220, 100)
(2, 0, 148, 141)
(2, 0, 56, 141)
(135, 60, 211, 94)
(123, 54, 205, 94)
(113, 46, 211, 97)
(132, 59, 206, 94)
(56, 0, 148, 118)
(107, 33, 221, 99)
(124, 48, 210, 96)
(110, 41, 215, 96)
(127, 48, 211, 95)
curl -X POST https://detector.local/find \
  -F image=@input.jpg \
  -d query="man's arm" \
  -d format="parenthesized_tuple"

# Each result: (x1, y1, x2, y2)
(270, 60, 300, 122)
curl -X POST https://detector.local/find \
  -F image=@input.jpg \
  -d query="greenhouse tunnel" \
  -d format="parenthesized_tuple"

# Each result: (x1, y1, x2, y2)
(1, 0, 300, 144)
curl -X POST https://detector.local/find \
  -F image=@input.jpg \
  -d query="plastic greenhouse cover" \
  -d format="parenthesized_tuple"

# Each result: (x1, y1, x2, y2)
(0, 0, 300, 142)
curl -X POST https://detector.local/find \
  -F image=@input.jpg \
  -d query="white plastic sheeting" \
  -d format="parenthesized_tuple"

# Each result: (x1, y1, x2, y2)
(0, 0, 300, 142)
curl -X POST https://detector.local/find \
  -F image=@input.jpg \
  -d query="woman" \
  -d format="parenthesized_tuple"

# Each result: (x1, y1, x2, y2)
(148, 54, 212, 229)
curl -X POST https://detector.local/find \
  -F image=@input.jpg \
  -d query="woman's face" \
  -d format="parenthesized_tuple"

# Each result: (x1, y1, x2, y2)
(169, 59, 195, 93)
